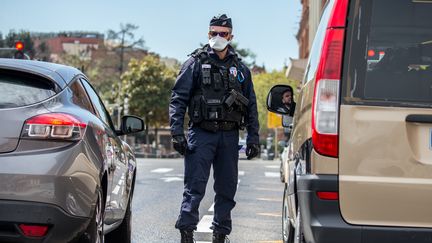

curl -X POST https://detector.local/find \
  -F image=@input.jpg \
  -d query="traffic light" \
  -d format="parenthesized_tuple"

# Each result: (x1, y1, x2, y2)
(14, 41, 25, 59)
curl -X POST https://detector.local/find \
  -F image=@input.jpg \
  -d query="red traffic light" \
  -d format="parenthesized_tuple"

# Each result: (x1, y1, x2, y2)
(15, 41, 24, 51)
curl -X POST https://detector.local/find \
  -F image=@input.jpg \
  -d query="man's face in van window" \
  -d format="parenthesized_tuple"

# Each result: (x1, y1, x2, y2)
(282, 90, 292, 105)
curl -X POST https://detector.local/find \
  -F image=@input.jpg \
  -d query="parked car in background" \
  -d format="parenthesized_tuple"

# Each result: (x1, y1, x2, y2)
(0, 59, 144, 243)
(267, 0, 432, 242)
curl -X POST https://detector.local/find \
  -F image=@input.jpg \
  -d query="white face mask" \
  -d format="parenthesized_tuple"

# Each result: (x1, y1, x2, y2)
(209, 35, 230, 51)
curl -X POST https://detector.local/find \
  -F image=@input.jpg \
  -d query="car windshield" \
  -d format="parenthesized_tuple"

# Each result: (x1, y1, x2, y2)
(343, 0, 432, 107)
(0, 71, 57, 108)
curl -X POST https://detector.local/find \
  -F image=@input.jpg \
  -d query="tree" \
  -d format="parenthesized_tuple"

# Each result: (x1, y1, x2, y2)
(34, 41, 51, 61)
(107, 23, 145, 75)
(0, 32, 4, 47)
(120, 55, 176, 147)
(252, 70, 298, 132)
(5, 30, 35, 58)
(230, 42, 257, 68)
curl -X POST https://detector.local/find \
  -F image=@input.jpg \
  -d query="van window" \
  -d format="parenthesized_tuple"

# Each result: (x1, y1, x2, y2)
(342, 0, 432, 107)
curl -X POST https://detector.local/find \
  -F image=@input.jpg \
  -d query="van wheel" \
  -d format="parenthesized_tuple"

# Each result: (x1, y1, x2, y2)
(79, 189, 104, 243)
(105, 197, 132, 243)
(282, 184, 294, 243)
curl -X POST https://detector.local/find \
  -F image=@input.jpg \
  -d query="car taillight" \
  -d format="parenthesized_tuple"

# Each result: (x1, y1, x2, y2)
(18, 224, 49, 237)
(312, 0, 348, 158)
(21, 113, 86, 140)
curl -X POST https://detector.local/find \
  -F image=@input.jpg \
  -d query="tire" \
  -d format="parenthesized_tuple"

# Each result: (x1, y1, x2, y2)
(282, 184, 294, 243)
(105, 194, 132, 243)
(79, 189, 105, 243)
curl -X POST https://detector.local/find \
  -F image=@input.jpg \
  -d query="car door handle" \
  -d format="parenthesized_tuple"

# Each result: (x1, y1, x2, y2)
(406, 114, 432, 124)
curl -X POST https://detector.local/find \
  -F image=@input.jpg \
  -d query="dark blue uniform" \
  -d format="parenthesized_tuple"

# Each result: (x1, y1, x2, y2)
(169, 46, 259, 235)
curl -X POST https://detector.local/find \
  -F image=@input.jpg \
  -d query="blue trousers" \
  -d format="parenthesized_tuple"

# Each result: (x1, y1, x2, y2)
(175, 126, 239, 235)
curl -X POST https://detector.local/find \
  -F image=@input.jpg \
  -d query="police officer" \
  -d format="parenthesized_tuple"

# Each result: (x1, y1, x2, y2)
(169, 14, 260, 243)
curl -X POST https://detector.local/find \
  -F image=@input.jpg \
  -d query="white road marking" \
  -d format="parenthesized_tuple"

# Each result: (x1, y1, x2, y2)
(208, 203, 214, 212)
(265, 165, 280, 169)
(238, 170, 245, 176)
(265, 172, 279, 178)
(151, 168, 173, 173)
(160, 177, 183, 182)
(196, 242, 211, 243)
(196, 215, 213, 233)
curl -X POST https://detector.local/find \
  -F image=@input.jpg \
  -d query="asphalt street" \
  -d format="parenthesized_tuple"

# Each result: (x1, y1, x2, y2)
(131, 157, 284, 243)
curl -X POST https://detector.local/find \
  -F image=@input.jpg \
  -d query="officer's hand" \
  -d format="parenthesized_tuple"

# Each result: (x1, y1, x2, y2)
(172, 135, 187, 155)
(246, 144, 260, 160)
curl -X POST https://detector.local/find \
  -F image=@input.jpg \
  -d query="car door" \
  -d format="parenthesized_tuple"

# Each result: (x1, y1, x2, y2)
(339, 0, 432, 227)
(80, 79, 129, 222)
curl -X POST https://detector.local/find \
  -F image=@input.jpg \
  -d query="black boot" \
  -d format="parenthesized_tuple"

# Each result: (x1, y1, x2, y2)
(180, 230, 194, 243)
(212, 232, 230, 243)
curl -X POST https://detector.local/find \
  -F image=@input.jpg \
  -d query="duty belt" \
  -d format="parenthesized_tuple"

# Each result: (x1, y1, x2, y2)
(198, 121, 238, 132)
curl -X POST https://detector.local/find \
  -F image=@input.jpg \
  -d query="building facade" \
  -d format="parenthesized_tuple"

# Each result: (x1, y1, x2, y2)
(286, 0, 328, 81)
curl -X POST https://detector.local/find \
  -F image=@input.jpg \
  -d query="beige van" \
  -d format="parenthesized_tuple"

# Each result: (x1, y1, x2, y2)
(267, 0, 432, 242)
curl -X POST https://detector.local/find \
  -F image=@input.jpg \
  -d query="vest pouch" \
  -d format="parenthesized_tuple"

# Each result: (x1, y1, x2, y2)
(190, 95, 203, 123)
(202, 64, 212, 85)
(205, 105, 223, 120)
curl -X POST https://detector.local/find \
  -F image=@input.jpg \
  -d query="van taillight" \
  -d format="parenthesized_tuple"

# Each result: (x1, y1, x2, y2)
(312, 0, 348, 158)
(21, 113, 86, 140)
(317, 191, 339, 200)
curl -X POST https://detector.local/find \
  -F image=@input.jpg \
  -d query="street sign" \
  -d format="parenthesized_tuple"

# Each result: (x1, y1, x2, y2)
(267, 112, 282, 129)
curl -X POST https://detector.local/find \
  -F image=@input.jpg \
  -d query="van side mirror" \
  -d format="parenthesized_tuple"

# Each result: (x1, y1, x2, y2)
(118, 115, 144, 135)
(267, 85, 296, 116)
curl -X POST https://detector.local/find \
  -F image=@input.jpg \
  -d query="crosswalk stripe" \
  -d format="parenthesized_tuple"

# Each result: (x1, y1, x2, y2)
(160, 177, 183, 182)
(265, 165, 280, 169)
(256, 197, 282, 202)
(238, 170, 245, 176)
(264, 172, 279, 178)
(151, 168, 173, 173)
(257, 212, 282, 217)
(196, 215, 213, 233)
(208, 203, 214, 212)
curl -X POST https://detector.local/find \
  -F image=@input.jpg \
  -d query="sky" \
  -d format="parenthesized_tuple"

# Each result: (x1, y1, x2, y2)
(0, 0, 302, 71)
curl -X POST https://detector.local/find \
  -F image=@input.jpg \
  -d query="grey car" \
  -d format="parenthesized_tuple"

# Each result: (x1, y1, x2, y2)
(0, 59, 144, 243)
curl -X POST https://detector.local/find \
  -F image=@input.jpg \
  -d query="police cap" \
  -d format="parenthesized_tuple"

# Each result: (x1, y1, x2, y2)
(210, 14, 232, 29)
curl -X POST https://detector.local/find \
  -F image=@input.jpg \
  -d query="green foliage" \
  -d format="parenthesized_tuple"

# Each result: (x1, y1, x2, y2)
(5, 30, 35, 57)
(120, 55, 176, 128)
(230, 42, 256, 67)
(252, 70, 298, 132)
(0, 32, 4, 47)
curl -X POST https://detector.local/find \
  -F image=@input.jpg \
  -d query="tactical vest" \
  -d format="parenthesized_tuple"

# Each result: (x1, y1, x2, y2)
(188, 47, 248, 127)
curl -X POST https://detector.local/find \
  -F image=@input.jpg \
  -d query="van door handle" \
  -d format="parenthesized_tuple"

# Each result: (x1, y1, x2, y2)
(406, 114, 432, 124)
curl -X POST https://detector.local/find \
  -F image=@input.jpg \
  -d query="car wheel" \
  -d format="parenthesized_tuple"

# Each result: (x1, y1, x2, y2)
(79, 189, 104, 243)
(105, 193, 132, 243)
(282, 184, 294, 243)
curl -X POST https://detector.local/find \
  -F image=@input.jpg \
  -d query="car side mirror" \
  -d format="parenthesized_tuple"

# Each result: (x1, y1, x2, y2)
(266, 85, 296, 116)
(118, 115, 144, 135)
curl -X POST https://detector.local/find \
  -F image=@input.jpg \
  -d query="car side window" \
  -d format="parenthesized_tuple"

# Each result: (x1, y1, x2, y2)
(69, 79, 95, 114)
(80, 78, 116, 130)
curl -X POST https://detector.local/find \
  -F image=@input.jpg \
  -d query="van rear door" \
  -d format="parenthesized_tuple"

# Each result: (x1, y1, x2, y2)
(339, 0, 432, 227)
